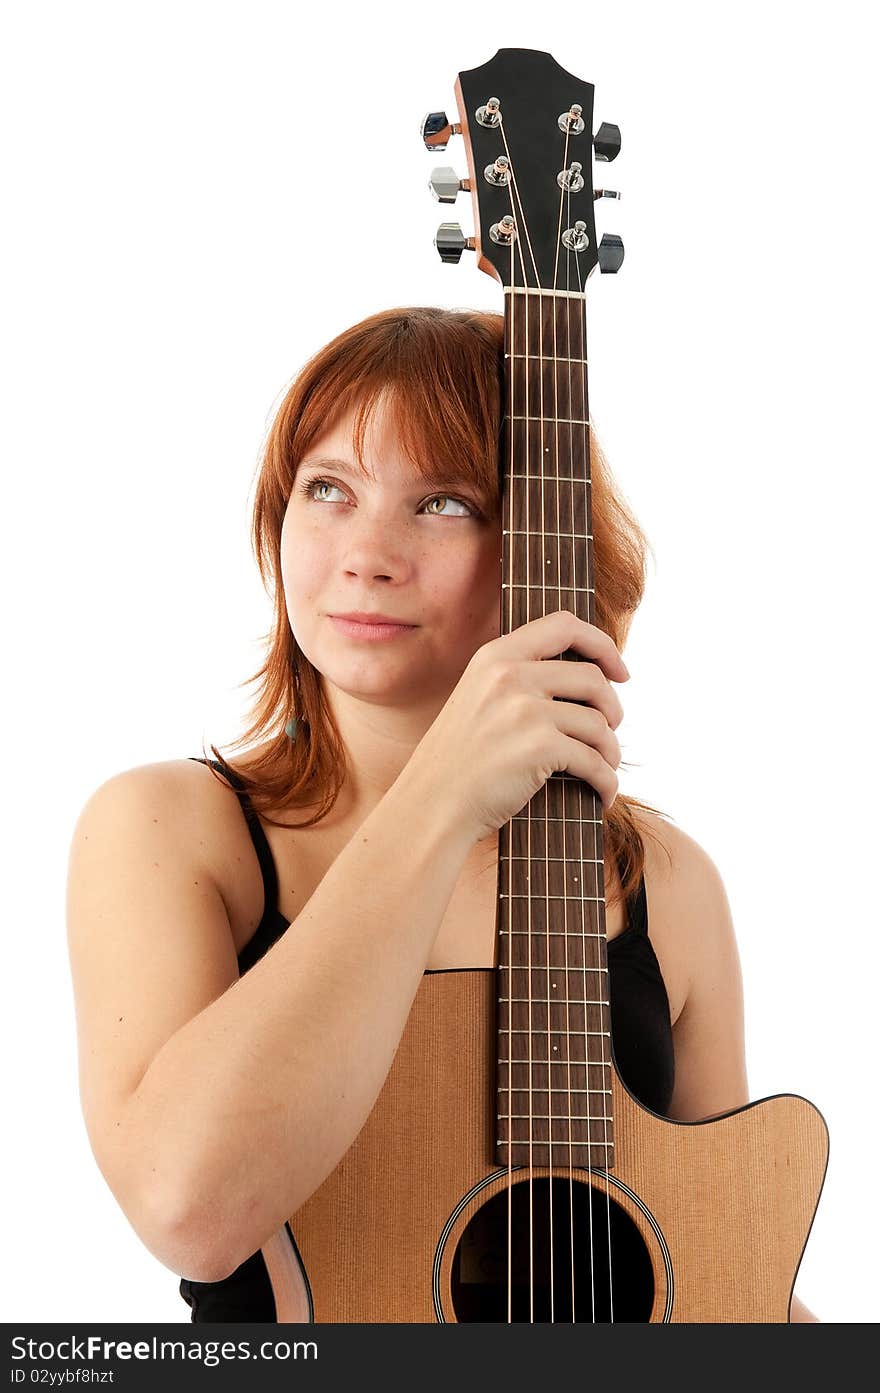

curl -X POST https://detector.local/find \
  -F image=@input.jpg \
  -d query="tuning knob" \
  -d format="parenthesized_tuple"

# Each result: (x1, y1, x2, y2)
(421, 111, 461, 151)
(429, 166, 469, 203)
(593, 188, 621, 201)
(598, 233, 625, 273)
(593, 121, 621, 162)
(434, 222, 475, 264)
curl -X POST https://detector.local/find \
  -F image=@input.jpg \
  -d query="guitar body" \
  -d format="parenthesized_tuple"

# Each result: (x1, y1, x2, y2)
(263, 972, 828, 1322)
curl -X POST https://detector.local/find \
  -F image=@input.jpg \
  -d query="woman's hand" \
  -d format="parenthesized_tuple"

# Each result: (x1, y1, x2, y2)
(409, 609, 630, 846)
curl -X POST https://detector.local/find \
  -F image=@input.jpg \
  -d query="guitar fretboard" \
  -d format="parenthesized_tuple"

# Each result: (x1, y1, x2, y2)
(496, 288, 614, 1170)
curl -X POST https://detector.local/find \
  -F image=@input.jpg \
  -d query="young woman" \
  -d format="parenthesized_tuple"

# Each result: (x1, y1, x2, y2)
(66, 306, 818, 1322)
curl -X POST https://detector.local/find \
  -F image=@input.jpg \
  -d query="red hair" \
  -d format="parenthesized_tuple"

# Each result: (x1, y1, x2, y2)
(201, 305, 670, 910)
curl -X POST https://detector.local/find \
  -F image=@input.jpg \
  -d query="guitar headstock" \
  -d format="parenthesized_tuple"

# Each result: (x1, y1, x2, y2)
(422, 47, 623, 291)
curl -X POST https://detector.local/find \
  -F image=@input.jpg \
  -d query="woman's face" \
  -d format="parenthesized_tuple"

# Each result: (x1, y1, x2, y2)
(280, 397, 503, 714)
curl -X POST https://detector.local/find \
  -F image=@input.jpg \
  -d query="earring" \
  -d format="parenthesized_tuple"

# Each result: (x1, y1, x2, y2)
(287, 663, 309, 740)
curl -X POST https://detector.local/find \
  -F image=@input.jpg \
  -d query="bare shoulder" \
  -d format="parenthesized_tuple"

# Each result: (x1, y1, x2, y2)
(73, 757, 257, 922)
(625, 804, 742, 1030)
(627, 802, 749, 1117)
(79, 754, 235, 815)
(629, 803, 736, 942)
(629, 803, 722, 888)
(65, 758, 254, 1227)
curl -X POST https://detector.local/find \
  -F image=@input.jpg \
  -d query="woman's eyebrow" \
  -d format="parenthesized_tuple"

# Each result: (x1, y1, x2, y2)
(300, 456, 477, 490)
(300, 456, 365, 476)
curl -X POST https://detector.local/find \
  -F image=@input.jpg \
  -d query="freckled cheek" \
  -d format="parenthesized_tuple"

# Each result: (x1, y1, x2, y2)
(288, 534, 322, 570)
(280, 538, 327, 624)
(434, 549, 501, 640)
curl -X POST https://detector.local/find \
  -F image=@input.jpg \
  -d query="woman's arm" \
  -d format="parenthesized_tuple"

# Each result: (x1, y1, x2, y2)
(68, 757, 477, 1282)
(649, 817, 820, 1323)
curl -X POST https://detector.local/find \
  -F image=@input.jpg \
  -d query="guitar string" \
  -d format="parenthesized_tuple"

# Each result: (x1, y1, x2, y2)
(555, 122, 591, 1325)
(500, 112, 616, 1321)
(500, 163, 529, 1323)
(505, 227, 515, 1325)
(564, 169, 599, 1323)
(503, 113, 562, 1324)
(570, 216, 615, 1322)
(495, 103, 618, 1320)
(497, 114, 608, 1323)
(548, 123, 578, 1324)
(519, 121, 606, 1327)
(496, 112, 538, 1321)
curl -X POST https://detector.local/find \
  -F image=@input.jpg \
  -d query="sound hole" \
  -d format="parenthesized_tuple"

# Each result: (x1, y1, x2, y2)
(450, 1176, 654, 1322)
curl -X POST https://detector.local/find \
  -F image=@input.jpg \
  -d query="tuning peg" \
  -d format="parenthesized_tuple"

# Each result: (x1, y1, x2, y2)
(420, 111, 461, 151)
(593, 121, 621, 162)
(593, 188, 621, 201)
(429, 166, 470, 203)
(434, 222, 475, 264)
(598, 233, 625, 273)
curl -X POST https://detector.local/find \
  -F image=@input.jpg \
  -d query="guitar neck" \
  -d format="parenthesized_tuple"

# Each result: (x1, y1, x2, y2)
(496, 286, 614, 1171)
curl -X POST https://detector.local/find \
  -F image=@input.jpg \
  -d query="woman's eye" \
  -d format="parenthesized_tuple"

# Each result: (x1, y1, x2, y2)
(423, 494, 473, 517)
(297, 477, 474, 516)
(298, 478, 345, 503)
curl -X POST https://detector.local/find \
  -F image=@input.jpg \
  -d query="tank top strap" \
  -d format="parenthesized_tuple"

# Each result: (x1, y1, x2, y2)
(627, 871, 648, 936)
(614, 846, 648, 938)
(187, 756, 279, 921)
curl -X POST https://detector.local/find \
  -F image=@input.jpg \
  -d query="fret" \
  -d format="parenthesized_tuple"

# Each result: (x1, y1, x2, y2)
(499, 961, 607, 976)
(505, 286, 586, 301)
(503, 817, 604, 849)
(498, 1085, 611, 1094)
(499, 1112, 613, 1122)
(503, 417, 590, 445)
(502, 582, 594, 592)
(500, 854, 602, 863)
(498, 997, 607, 1005)
(498, 1138, 612, 1147)
(498, 1148, 613, 1159)
(506, 353, 588, 364)
(502, 472, 592, 482)
(507, 415, 590, 425)
(499, 928, 605, 935)
(502, 1029, 611, 1037)
(500, 896, 605, 906)
(497, 1058, 612, 1070)
(502, 531, 592, 542)
(499, 1128, 612, 1138)
(501, 1053, 612, 1064)
(500, 964, 607, 975)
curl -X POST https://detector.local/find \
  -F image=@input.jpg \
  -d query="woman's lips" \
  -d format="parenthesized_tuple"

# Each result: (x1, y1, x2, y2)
(330, 616, 418, 641)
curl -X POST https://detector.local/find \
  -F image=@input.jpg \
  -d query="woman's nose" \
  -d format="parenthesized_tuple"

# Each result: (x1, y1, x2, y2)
(341, 541, 413, 582)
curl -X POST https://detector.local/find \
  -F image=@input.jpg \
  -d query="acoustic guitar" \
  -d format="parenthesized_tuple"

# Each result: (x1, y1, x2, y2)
(260, 47, 828, 1322)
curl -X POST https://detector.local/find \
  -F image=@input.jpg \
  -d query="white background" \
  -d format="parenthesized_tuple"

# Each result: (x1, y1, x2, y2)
(2, 0, 877, 1323)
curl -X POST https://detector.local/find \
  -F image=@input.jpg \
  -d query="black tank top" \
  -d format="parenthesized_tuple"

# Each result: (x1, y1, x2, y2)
(178, 756, 675, 1322)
